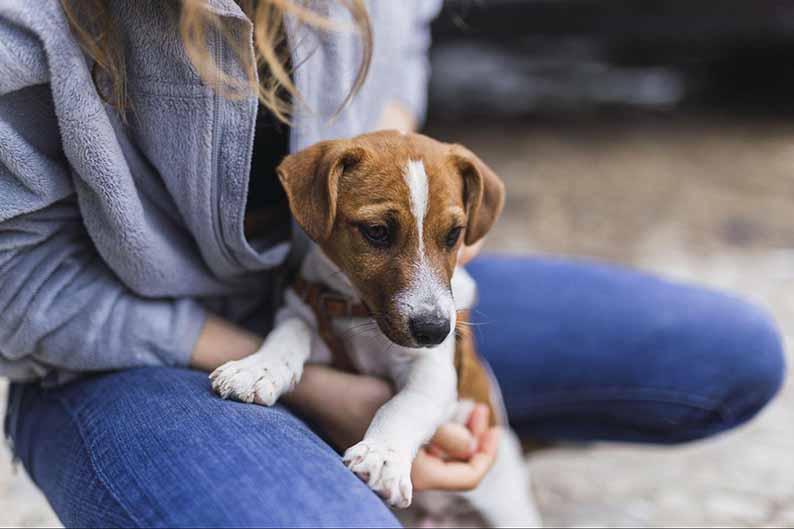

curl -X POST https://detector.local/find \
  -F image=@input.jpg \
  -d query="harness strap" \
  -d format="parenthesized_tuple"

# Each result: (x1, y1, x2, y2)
(291, 276, 364, 373)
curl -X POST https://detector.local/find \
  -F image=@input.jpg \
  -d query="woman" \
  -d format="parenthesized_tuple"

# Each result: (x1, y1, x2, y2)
(0, 1, 785, 526)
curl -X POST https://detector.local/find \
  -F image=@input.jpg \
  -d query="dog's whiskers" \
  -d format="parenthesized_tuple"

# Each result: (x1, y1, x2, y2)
(344, 329, 376, 342)
(456, 308, 490, 327)
(456, 320, 486, 328)
(341, 321, 377, 340)
(380, 339, 395, 359)
(342, 322, 376, 334)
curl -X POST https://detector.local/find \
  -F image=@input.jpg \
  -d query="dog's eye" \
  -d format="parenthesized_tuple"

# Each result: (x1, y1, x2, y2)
(359, 224, 391, 248)
(445, 226, 463, 249)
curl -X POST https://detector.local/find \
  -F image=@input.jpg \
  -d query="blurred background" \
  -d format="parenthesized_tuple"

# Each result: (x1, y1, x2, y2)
(424, 0, 794, 526)
(3, 0, 794, 526)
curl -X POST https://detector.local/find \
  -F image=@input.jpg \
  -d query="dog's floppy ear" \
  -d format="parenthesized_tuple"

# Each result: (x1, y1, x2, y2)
(277, 141, 366, 242)
(449, 144, 505, 245)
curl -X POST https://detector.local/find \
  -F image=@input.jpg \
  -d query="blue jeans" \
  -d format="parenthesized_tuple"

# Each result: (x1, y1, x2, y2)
(5, 256, 786, 527)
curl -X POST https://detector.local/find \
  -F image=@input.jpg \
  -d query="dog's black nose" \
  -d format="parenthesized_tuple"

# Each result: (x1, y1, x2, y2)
(409, 315, 450, 347)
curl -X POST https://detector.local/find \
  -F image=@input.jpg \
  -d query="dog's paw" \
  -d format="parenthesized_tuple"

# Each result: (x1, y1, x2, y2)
(343, 441, 413, 508)
(209, 353, 302, 406)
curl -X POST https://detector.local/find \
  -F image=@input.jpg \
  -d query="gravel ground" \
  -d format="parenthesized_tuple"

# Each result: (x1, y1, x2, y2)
(1, 115, 792, 527)
(437, 115, 794, 527)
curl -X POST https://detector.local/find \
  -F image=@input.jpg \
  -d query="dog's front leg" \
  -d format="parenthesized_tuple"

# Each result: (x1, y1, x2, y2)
(210, 316, 312, 406)
(343, 351, 457, 508)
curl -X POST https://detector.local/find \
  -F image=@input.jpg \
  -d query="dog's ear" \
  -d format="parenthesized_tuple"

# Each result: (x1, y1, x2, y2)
(449, 144, 505, 245)
(277, 141, 366, 242)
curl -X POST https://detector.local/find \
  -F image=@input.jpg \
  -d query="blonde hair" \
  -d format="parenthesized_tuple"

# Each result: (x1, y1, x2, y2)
(61, 0, 373, 124)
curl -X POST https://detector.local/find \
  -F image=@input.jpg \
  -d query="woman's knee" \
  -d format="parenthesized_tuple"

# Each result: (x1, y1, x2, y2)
(714, 302, 785, 425)
(672, 295, 785, 439)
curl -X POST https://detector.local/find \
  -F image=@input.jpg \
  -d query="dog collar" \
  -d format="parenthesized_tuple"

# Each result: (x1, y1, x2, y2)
(292, 276, 371, 320)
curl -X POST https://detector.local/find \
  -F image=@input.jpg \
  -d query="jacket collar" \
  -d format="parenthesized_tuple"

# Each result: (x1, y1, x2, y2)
(202, 0, 249, 21)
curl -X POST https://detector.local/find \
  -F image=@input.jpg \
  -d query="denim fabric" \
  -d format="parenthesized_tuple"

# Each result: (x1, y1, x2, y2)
(5, 367, 400, 528)
(5, 256, 786, 527)
(468, 256, 786, 443)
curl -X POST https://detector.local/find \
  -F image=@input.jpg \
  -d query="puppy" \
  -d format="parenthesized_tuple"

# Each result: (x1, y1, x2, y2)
(211, 130, 541, 527)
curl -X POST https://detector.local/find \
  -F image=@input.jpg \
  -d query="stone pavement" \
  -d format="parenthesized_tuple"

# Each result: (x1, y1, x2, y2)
(1, 116, 792, 527)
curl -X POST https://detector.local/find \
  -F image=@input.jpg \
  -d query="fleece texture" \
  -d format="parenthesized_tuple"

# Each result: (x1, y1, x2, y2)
(0, 0, 441, 384)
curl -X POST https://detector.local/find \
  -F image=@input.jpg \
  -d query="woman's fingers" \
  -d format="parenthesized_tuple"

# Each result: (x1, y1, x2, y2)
(465, 426, 502, 478)
(413, 427, 502, 492)
(467, 403, 490, 438)
(428, 404, 491, 461)
(429, 423, 477, 460)
(458, 239, 486, 265)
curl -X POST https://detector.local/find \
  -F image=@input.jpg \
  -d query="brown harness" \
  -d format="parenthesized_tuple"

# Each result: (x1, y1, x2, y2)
(292, 276, 498, 425)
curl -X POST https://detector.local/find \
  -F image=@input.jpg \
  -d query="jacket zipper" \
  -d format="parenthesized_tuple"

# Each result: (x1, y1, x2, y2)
(209, 25, 243, 271)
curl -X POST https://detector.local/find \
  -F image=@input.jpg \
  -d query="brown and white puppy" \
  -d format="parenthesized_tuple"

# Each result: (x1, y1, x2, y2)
(278, 130, 503, 347)
(211, 131, 540, 527)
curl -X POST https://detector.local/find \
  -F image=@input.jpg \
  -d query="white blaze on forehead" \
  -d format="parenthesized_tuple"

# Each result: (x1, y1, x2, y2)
(403, 159, 429, 248)
(398, 159, 455, 335)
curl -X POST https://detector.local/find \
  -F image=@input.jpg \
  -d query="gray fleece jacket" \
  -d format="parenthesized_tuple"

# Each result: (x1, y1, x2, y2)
(0, 0, 441, 384)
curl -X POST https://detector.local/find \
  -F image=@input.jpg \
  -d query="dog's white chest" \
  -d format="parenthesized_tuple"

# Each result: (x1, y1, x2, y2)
(280, 265, 477, 379)
(332, 318, 411, 377)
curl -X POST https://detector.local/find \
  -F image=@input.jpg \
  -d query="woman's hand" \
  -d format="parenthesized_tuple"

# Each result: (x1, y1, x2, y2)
(412, 403, 501, 491)
(376, 100, 417, 132)
(283, 365, 499, 493)
(459, 238, 486, 265)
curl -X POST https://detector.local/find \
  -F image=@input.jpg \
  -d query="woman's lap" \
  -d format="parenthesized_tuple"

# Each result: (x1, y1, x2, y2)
(5, 367, 399, 528)
(5, 255, 786, 526)
(468, 255, 786, 443)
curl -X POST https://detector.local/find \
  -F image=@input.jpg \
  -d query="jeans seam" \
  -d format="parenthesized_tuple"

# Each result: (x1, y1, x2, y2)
(516, 386, 735, 423)
(718, 385, 776, 425)
(50, 394, 144, 529)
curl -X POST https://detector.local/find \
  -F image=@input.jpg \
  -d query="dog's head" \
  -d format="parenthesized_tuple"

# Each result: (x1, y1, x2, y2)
(278, 130, 504, 348)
